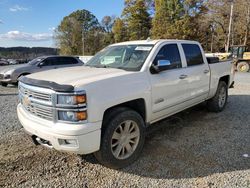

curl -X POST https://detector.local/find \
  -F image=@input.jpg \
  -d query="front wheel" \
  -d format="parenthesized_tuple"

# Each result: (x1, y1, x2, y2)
(94, 108, 145, 169)
(237, 61, 249, 72)
(207, 81, 228, 112)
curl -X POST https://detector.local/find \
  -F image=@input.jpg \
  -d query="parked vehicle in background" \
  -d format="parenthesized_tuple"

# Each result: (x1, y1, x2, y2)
(8, 59, 18, 65)
(0, 59, 9, 66)
(0, 56, 83, 87)
(207, 45, 250, 73)
(229, 45, 250, 72)
(17, 40, 234, 169)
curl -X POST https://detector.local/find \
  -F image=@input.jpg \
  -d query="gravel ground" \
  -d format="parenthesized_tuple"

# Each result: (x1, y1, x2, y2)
(0, 73, 250, 188)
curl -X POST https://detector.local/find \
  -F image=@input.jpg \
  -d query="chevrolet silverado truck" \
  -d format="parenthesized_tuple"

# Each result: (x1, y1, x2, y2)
(17, 40, 234, 169)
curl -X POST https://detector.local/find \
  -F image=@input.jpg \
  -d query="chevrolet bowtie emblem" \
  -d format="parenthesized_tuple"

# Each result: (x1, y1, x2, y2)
(23, 96, 31, 106)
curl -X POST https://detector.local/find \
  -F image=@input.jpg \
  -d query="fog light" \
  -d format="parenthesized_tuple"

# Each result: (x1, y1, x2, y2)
(58, 139, 78, 147)
(4, 74, 10, 79)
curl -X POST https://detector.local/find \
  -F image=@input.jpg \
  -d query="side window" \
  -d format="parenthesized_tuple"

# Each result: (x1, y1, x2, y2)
(42, 57, 55, 66)
(53, 57, 65, 65)
(153, 44, 182, 70)
(182, 44, 204, 66)
(63, 57, 78, 64)
(55, 57, 78, 65)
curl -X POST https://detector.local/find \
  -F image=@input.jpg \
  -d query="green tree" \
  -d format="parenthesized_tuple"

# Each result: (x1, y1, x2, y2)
(152, 0, 206, 40)
(112, 18, 127, 42)
(122, 0, 151, 40)
(152, 0, 188, 39)
(55, 9, 101, 55)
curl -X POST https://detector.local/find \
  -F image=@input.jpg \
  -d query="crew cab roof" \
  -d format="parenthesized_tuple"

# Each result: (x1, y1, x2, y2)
(110, 39, 200, 46)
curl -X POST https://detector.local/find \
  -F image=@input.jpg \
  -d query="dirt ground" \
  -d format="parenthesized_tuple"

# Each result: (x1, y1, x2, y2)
(0, 73, 249, 188)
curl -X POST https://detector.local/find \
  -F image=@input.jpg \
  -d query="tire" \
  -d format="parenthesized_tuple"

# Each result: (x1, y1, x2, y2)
(1, 82, 7, 87)
(207, 81, 228, 112)
(237, 61, 249, 72)
(94, 107, 145, 169)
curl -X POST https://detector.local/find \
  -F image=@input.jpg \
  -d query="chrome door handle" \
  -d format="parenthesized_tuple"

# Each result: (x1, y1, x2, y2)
(179, 74, 188, 79)
(204, 70, 210, 74)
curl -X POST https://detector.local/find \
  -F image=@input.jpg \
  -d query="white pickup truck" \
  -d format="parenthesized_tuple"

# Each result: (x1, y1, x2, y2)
(17, 40, 234, 169)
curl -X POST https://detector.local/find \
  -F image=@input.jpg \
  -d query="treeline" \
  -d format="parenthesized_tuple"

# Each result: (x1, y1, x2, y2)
(0, 47, 58, 59)
(55, 0, 250, 55)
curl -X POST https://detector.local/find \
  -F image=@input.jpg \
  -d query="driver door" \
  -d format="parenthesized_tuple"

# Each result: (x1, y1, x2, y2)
(150, 43, 189, 122)
(34, 57, 57, 73)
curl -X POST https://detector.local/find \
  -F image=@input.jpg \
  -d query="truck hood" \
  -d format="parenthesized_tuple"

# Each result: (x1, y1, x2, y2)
(26, 66, 133, 86)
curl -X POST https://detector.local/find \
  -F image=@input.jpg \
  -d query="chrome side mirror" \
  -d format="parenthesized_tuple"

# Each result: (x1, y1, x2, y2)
(150, 60, 172, 74)
(157, 60, 171, 67)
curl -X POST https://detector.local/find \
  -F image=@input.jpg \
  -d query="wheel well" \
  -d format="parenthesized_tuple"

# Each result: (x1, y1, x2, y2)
(103, 99, 146, 122)
(219, 75, 230, 86)
(18, 73, 30, 78)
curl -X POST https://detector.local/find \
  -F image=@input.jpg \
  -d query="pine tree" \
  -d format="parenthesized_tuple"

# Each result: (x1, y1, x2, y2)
(152, 0, 206, 40)
(122, 0, 151, 40)
(112, 18, 127, 42)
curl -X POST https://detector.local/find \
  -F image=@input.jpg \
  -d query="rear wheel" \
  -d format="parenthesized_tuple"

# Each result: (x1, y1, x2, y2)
(94, 107, 145, 169)
(1, 82, 7, 87)
(207, 81, 228, 112)
(237, 61, 249, 72)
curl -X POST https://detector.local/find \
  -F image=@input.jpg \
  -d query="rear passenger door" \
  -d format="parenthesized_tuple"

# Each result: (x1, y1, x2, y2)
(181, 43, 210, 103)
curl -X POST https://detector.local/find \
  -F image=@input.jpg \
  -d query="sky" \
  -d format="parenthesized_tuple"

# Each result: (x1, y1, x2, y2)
(0, 0, 124, 48)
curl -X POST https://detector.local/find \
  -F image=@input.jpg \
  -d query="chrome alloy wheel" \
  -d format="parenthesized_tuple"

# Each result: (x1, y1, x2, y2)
(218, 86, 226, 108)
(111, 120, 140, 160)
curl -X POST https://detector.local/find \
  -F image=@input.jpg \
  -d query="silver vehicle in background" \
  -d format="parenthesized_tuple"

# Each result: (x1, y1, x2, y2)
(0, 56, 84, 87)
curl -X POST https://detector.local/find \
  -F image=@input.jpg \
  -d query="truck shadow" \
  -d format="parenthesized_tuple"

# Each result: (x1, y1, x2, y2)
(84, 95, 250, 179)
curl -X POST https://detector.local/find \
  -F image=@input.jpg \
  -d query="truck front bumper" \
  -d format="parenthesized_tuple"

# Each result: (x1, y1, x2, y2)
(17, 104, 101, 154)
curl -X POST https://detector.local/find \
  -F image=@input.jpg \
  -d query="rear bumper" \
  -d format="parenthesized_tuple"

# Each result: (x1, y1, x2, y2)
(17, 104, 101, 154)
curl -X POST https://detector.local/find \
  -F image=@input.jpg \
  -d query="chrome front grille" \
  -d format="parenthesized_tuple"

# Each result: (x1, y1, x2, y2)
(24, 102, 54, 121)
(19, 84, 52, 102)
(19, 82, 55, 121)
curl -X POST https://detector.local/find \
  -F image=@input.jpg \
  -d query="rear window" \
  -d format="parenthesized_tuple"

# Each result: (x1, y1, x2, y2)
(182, 44, 204, 66)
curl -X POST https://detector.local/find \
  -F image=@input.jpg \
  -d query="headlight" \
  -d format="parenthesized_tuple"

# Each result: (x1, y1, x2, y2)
(3, 74, 11, 79)
(57, 94, 86, 105)
(58, 111, 87, 122)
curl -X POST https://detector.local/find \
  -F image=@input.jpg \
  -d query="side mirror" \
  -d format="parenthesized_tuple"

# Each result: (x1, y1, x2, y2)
(151, 60, 171, 74)
(38, 62, 44, 68)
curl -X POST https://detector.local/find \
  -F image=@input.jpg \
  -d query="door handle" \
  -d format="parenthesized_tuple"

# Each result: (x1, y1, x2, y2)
(204, 70, 210, 74)
(179, 74, 188, 79)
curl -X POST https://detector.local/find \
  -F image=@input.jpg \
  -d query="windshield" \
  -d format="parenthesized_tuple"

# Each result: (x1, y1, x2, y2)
(85, 45, 153, 71)
(28, 57, 45, 65)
